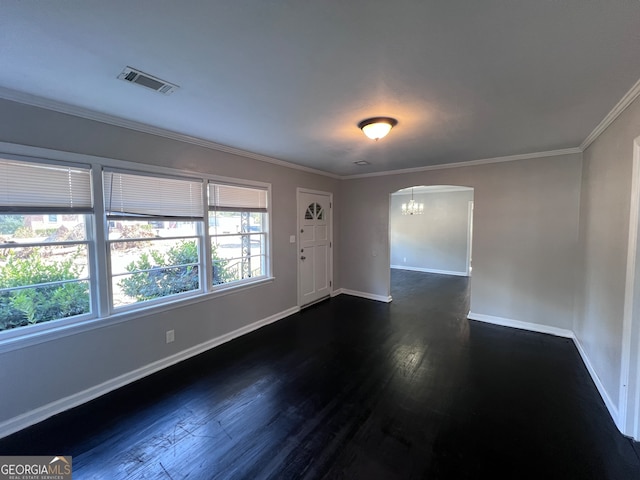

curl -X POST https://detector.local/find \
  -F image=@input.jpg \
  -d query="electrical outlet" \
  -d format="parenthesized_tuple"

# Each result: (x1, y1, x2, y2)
(166, 330, 175, 343)
(403, 257, 407, 263)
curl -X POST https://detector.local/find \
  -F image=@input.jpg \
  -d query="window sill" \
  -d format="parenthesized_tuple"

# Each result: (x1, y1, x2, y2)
(0, 276, 275, 354)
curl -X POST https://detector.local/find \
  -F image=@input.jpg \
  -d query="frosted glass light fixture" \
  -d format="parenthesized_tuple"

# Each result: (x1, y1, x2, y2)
(358, 117, 398, 140)
(401, 188, 424, 215)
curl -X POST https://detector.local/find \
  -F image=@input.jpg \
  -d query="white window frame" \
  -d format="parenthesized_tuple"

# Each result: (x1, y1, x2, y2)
(0, 154, 97, 342)
(103, 168, 206, 312)
(0, 144, 274, 351)
(207, 178, 272, 292)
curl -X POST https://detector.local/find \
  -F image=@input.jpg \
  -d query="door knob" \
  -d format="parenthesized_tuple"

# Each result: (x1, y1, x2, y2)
(300, 256, 306, 260)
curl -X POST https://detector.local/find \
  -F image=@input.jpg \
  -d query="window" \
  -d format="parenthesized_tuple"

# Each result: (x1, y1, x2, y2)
(104, 169, 204, 309)
(0, 152, 272, 338)
(208, 182, 268, 286)
(0, 157, 93, 332)
(305, 202, 324, 220)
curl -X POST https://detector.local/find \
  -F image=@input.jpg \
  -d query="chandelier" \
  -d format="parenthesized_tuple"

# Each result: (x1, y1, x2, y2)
(401, 188, 424, 215)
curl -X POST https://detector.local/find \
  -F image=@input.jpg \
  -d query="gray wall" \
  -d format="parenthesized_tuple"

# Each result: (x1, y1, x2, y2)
(0, 99, 340, 426)
(340, 153, 583, 330)
(390, 189, 473, 274)
(575, 95, 640, 411)
(3, 92, 640, 439)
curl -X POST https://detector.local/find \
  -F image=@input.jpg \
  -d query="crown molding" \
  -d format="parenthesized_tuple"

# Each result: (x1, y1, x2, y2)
(342, 147, 582, 180)
(5, 73, 640, 182)
(580, 77, 640, 152)
(0, 86, 342, 180)
(394, 185, 473, 195)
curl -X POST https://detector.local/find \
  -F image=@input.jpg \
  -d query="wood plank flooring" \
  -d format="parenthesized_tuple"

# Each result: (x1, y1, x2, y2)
(1, 270, 639, 479)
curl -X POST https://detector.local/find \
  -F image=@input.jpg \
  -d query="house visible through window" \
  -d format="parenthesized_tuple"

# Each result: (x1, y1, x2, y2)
(0, 154, 272, 338)
(0, 157, 93, 332)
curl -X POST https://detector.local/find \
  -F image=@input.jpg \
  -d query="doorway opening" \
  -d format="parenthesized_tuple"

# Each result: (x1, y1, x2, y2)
(390, 185, 474, 274)
(389, 185, 474, 304)
(620, 137, 640, 440)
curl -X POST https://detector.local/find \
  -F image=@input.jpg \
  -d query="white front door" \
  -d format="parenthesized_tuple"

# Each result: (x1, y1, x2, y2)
(298, 189, 332, 307)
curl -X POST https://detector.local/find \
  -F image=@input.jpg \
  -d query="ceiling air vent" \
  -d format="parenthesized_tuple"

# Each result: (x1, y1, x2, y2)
(117, 67, 179, 95)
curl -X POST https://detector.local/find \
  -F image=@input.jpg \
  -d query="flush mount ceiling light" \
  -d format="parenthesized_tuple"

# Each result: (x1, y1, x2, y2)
(358, 117, 398, 140)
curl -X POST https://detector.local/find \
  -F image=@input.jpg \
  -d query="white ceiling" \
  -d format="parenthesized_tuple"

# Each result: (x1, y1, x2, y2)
(1, 1, 639, 176)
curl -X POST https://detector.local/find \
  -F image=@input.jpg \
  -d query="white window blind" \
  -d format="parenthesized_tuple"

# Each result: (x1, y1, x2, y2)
(0, 157, 92, 212)
(208, 183, 268, 212)
(104, 170, 204, 219)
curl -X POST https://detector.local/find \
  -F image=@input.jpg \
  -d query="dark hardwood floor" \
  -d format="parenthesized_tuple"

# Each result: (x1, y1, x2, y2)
(1, 270, 639, 479)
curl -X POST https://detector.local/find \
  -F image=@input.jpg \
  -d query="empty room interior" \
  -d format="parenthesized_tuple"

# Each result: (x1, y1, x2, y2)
(1, 1, 640, 478)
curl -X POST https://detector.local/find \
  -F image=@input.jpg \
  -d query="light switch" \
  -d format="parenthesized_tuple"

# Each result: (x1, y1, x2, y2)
(290, 235, 296, 243)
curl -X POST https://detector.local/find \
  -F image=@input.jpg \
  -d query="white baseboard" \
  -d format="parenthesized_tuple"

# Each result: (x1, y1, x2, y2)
(0, 306, 300, 440)
(467, 310, 621, 431)
(572, 335, 620, 428)
(467, 311, 573, 338)
(339, 289, 392, 303)
(330, 288, 343, 297)
(391, 265, 468, 277)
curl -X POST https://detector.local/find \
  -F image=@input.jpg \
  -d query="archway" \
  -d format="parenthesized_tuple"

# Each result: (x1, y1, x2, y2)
(389, 185, 474, 281)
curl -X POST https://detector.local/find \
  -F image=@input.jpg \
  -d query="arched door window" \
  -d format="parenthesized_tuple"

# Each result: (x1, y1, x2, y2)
(305, 202, 324, 220)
